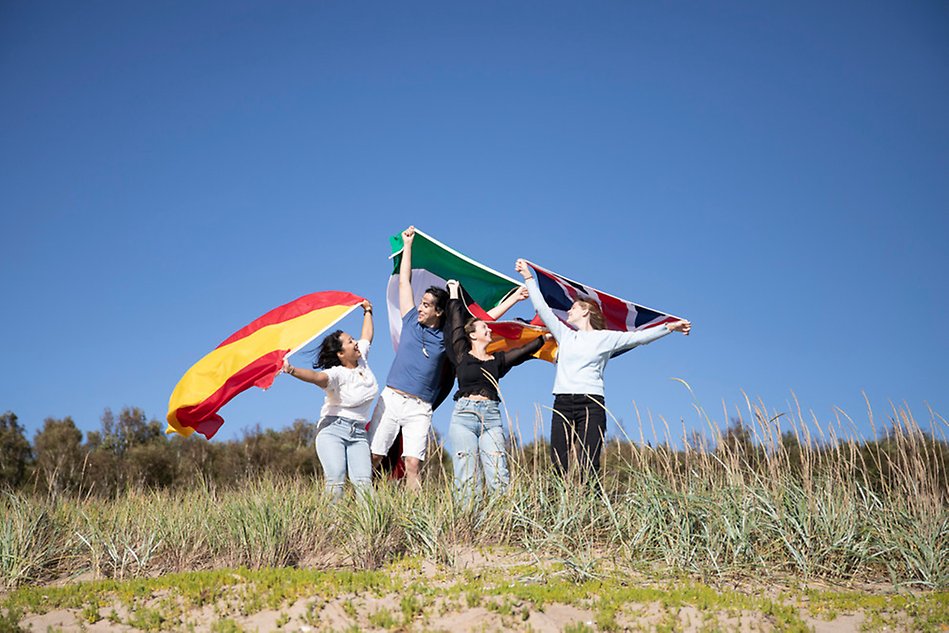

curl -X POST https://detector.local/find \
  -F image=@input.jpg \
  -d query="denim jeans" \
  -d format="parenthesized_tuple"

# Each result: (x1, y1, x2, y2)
(315, 416, 372, 498)
(448, 398, 510, 504)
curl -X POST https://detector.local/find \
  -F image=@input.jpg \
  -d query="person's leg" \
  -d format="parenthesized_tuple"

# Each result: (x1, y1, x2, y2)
(550, 395, 574, 475)
(315, 420, 347, 499)
(400, 398, 433, 492)
(578, 395, 607, 480)
(368, 389, 401, 468)
(448, 400, 480, 505)
(346, 421, 373, 497)
(479, 401, 509, 494)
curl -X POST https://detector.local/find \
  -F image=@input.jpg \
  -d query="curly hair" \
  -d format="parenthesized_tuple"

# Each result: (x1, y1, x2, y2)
(574, 297, 606, 330)
(313, 330, 344, 369)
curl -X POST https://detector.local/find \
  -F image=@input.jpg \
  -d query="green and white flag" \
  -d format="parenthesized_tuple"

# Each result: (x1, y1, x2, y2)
(386, 229, 520, 348)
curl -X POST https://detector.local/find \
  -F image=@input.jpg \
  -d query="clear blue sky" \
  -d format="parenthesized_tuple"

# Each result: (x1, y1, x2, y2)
(2, 1, 947, 446)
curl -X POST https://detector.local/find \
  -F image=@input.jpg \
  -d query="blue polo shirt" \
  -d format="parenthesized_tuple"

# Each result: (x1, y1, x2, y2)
(386, 307, 446, 404)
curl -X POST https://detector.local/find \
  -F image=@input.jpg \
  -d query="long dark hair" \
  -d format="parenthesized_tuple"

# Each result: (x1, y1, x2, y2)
(314, 330, 344, 369)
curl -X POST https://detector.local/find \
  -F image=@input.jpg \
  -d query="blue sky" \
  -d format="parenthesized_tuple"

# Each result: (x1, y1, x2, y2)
(2, 1, 947, 446)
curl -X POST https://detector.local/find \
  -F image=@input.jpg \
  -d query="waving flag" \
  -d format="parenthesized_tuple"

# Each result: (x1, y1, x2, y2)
(386, 228, 521, 348)
(525, 260, 682, 356)
(167, 291, 364, 439)
(485, 318, 558, 363)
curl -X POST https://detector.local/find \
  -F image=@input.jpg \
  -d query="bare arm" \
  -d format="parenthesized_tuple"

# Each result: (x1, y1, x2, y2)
(282, 359, 329, 389)
(359, 299, 374, 343)
(398, 226, 416, 317)
(486, 286, 529, 320)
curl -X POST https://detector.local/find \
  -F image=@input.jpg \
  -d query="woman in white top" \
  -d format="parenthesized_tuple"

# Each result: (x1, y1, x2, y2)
(283, 300, 378, 498)
(514, 260, 691, 479)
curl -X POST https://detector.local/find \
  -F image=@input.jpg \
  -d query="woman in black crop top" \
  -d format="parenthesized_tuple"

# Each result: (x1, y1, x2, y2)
(445, 280, 547, 504)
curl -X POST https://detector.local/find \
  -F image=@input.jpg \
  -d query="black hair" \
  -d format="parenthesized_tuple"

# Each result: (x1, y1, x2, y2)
(314, 330, 344, 369)
(425, 285, 449, 319)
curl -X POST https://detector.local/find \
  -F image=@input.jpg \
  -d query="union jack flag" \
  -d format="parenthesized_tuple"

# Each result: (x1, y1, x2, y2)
(526, 260, 682, 334)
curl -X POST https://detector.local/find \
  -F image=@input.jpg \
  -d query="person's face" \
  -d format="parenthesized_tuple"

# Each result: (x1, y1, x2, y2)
(567, 301, 589, 327)
(417, 292, 442, 327)
(468, 320, 492, 345)
(336, 332, 361, 366)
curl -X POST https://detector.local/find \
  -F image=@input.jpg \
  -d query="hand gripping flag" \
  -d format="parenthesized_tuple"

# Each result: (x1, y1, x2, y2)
(167, 291, 364, 439)
(525, 260, 683, 357)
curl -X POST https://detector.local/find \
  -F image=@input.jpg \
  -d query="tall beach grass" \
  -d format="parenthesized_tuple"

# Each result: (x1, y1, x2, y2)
(2, 398, 946, 590)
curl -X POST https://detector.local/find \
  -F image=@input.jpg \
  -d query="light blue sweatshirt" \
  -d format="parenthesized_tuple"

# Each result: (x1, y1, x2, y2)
(525, 277, 670, 397)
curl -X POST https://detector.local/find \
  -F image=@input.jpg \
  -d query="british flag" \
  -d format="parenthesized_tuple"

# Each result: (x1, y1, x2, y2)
(526, 260, 682, 334)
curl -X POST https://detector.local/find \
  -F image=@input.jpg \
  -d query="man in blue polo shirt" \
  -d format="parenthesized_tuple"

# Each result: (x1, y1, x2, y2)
(369, 226, 449, 491)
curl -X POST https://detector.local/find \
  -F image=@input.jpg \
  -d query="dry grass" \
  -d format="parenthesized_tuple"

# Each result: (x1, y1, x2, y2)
(1, 398, 946, 591)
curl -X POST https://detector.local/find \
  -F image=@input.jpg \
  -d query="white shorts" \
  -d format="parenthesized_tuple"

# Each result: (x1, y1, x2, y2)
(368, 387, 433, 460)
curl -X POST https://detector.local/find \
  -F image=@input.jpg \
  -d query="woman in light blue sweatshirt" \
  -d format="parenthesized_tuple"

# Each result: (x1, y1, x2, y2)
(515, 259, 691, 479)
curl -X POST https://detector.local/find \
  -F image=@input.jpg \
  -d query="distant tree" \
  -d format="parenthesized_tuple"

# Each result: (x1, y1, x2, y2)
(34, 416, 85, 495)
(0, 411, 32, 488)
(719, 418, 754, 455)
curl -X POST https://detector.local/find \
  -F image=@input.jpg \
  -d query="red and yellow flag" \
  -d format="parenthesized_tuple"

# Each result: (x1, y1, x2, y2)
(167, 291, 364, 439)
(486, 318, 558, 363)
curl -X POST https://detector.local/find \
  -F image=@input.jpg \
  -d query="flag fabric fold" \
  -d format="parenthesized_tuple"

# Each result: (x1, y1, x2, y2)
(167, 291, 364, 439)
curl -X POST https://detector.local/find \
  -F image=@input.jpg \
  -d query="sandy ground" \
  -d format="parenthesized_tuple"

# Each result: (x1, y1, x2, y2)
(9, 550, 933, 632)
(17, 599, 878, 633)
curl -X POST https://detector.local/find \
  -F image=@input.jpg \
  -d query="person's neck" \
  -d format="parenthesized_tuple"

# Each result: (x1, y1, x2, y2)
(470, 342, 491, 359)
(341, 359, 358, 369)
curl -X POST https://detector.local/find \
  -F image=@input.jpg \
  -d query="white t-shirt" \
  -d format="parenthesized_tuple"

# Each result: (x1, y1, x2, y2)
(319, 339, 379, 423)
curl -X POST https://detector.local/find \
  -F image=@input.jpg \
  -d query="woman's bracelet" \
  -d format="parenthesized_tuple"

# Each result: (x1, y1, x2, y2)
(287, 366, 296, 376)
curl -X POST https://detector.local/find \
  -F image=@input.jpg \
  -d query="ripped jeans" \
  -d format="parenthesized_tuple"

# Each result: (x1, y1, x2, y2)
(448, 398, 510, 505)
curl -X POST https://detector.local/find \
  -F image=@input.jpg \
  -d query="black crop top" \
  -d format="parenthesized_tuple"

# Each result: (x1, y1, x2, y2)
(446, 297, 544, 401)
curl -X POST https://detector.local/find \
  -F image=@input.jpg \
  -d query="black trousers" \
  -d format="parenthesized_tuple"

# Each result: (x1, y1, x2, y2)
(550, 394, 606, 478)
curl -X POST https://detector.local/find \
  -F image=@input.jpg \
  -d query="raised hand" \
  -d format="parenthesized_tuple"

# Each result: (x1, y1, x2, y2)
(446, 279, 460, 299)
(667, 320, 692, 336)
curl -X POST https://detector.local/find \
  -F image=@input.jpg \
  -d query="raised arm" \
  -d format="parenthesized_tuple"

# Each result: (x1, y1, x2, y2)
(486, 285, 529, 320)
(444, 280, 469, 366)
(282, 359, 330, 389)
(398, 226, 416, 317)
(359, 299, 374, 344)
(515, 259, 568, 341)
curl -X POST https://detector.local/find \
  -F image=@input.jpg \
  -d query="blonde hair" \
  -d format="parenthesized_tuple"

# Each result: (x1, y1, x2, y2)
(574, 298, 606, 330)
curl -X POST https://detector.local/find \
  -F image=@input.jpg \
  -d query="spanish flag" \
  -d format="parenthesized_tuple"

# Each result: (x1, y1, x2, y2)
(166, 291, 364, 439)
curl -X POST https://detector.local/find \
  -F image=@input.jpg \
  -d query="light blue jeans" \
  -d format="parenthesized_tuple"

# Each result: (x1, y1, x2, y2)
(448, 398, 510, 505)
(315, 416, 372, 498)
